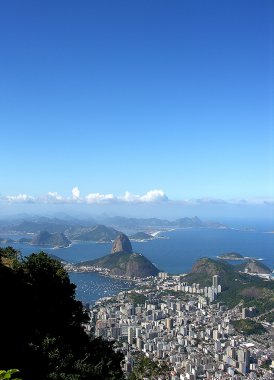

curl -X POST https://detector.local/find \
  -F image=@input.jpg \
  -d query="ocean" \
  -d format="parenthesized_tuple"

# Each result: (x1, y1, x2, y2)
(1, 224, 273, 304)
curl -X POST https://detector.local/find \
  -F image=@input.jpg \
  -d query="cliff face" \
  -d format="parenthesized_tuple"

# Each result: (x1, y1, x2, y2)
(111, 233, 133, 254)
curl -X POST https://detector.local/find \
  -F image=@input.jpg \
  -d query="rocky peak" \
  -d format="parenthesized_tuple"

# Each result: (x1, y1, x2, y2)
(111, 233, 133, 254)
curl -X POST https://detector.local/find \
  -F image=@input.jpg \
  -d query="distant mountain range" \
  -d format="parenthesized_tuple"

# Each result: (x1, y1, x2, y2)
(0, 215, 228, 236)
(69, 225, 121, 242)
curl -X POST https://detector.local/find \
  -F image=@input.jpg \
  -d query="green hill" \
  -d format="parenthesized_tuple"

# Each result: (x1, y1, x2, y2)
(184, 257, 274, 314)
(236, 259, 272, 274)
(184, 257, 236, 289)
(30, 231, 71, 248)
(77, 251, 159, 278)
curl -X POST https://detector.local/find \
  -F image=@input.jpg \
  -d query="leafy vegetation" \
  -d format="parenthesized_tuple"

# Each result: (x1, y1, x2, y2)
(231, 319, 267, 336)
(128, 354, 170, 380)
(0, 247, 124, 380)
(0, 369, 22, 380)
(259, 311, 274, 323)
(125, 292, 147, 306)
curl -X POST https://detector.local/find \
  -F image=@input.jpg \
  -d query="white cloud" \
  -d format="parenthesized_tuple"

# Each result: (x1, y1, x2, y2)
(72, 186, 80, 199)
(121, 191, 137, 202)
(85, 192, 117, 204)
(120, 189, 168, 203)
(43, 192, 66, 203)
(1, 193, 35, 203)
(195, 197, 227, 205)
(0, 188, 273, 207)
(140, 189, 168, 203)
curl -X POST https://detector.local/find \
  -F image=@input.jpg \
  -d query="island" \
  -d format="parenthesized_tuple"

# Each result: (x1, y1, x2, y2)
(129, 232, 154, 241)
(30, 231, 71, 248)
(217, 252, 245, 260)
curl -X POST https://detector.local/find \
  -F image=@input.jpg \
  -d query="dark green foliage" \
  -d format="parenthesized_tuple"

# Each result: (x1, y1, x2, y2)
(217, 277, 274, 313)
(0, 246, 22, 268)
(232, 319, 267, 336)
(128, 354, 170, 379)
(0, 369, 22, 380)
(259, 311, 274, 323)
(0, 248, 124, 380)
(125, 292, 147, 306)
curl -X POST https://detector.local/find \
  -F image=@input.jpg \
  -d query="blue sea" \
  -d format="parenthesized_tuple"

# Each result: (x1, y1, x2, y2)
(1, 222, 273, 304)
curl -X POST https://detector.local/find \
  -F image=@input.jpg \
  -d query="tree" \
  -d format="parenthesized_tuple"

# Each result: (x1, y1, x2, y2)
(129, 354, 170, 379)
(0, 249, 124, 379)
(0, 369, 22, 380)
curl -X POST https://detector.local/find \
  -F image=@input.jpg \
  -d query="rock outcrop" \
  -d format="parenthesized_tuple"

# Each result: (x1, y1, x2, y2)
(111, 233, 133, 254)
(78, 233, 159, 278)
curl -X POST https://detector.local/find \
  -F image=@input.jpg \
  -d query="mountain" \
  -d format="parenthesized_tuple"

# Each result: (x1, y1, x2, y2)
(70, 225, 120, 242)
(184, 257, 274, 314)
(111, 233, 133, 253)
(10, 218, 73, 234)
(102, 216, 171, 228)
(81, 252, 159, 278)
(0, 215, 228, 236)
(30, 231, 71, 248)
(77, 234, 159, 278)
(0, 238, 15, 244)
(236, 260, 272, 274)
(191, 257, 234, 276)
(174, 216, 203, 227)
(184, 257, 240, 289)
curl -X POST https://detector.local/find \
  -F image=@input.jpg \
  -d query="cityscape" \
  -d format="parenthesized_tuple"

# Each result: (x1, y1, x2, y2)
(88, 272, 274, 379)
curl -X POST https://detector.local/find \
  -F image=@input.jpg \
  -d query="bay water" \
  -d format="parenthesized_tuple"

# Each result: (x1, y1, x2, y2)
(1, 225, 273, 304)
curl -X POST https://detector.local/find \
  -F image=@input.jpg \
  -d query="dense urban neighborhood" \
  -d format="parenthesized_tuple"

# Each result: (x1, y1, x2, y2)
(87, 273, 274, 379)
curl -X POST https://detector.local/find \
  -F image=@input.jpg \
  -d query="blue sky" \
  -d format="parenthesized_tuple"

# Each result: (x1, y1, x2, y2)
(0, 0, 273, 218)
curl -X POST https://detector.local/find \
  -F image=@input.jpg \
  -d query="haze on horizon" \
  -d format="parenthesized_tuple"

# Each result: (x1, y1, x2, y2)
(0, 0, 273, 221)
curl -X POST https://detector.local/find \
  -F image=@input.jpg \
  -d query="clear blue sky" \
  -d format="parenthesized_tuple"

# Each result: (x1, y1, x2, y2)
(0, 0, 273, 217)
